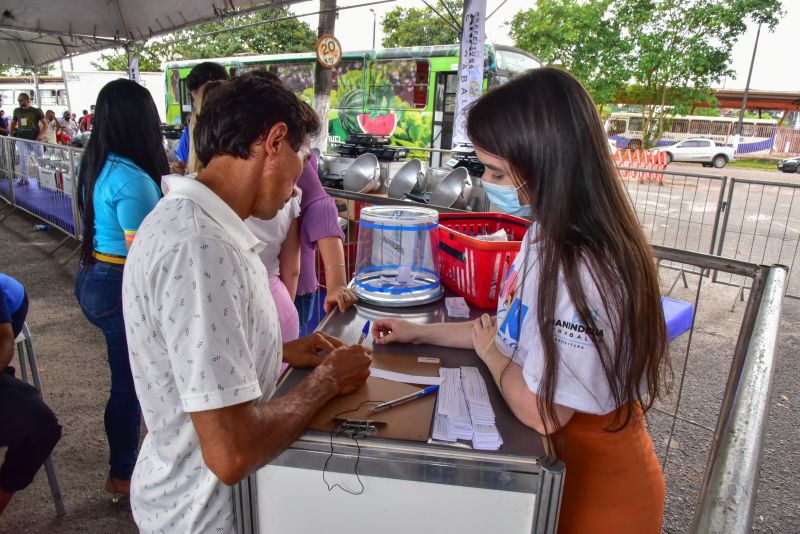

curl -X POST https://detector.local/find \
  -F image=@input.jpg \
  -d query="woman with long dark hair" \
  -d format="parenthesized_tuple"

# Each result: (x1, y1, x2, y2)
(373, 68, 670, 532)
(74, 79, 168, 499)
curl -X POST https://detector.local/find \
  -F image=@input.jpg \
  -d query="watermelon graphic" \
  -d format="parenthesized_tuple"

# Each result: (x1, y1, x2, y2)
(357, 113, 397, 136)
(337, 89, 365, 136)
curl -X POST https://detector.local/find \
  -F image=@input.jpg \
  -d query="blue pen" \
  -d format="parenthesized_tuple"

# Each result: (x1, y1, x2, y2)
(357, 320, 371, 345)
(368, 385, 440, 414)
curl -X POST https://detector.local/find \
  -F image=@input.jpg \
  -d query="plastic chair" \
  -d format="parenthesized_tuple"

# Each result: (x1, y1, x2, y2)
(13, 323, 66, 516)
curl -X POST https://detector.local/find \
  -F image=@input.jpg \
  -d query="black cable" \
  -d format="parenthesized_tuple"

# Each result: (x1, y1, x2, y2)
(322, 400, 383, 495)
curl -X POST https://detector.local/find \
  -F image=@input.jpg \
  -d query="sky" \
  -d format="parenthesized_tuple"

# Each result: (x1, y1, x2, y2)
(71, 0, 798, 92)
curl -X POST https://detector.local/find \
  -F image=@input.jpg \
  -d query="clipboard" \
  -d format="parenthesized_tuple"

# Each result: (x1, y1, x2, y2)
(308, 351, 442, 442)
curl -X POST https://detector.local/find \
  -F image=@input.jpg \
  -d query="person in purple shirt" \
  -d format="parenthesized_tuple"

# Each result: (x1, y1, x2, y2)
(295, 151, 358, 329)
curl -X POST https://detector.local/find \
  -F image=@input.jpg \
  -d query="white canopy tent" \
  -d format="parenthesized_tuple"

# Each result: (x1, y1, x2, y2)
(0, 0, 299, 67)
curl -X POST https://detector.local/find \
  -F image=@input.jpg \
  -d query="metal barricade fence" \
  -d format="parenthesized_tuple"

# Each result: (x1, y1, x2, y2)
(714, 177, 800, 300)
(618, 165, 727, 277)
(0, 138, 786, 532)
(0, 138, 13, 206)
(0, 137, 84, 260)
(311, 189, 785, 534)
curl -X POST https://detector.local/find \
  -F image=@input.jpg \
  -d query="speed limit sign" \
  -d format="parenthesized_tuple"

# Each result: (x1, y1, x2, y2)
(316, 34, 342, 68)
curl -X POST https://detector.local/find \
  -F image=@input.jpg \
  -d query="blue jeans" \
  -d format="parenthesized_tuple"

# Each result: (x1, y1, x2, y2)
(294, 292, 316, 325)
(294, 291, 317, 337)
(75, 260, 140, 480)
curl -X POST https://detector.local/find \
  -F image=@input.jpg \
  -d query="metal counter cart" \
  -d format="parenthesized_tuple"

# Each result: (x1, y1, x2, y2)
(233, 296, 563, 534)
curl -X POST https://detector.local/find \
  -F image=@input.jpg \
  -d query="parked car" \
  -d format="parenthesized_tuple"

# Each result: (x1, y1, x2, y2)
(778, 157, 800, 173)
(655, 138, 736, 168)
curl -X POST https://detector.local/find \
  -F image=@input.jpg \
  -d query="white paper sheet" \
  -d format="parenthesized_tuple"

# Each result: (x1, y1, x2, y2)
(369, 367, 444, 386)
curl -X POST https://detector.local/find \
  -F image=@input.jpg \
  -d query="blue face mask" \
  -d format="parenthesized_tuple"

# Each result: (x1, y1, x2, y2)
(482, 181, 532, 217)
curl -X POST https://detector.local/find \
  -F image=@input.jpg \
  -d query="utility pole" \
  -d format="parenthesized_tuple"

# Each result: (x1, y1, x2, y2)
(313, 0, 337, 152)
(734, 22, 761, 153)
(370, 8, 377, 49)
(59, 60, 73, 116)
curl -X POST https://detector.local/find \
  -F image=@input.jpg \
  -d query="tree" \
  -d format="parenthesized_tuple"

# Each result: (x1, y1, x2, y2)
(92, 43, 167, 72)
(92, 8, 317, 71)
(0, 65, 54, 76)
(619, 0, 783, 147)
(510, 0, 632, 106)
(382, 0, 462, 48)
(511, 0, 785, 147)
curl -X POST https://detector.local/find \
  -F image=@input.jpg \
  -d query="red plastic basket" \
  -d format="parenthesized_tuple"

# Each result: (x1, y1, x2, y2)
(438, 213, 531, 309)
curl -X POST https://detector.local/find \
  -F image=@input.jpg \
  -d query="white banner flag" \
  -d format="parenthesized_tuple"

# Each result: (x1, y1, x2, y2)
(128, 56, 140, 84)
(452, 0, 487, 146)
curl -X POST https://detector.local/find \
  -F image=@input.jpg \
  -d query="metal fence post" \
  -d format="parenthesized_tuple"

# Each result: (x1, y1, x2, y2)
(712, 178, 738, 284)
(708, 175, 728, 255)
(690, 264, 787, 534)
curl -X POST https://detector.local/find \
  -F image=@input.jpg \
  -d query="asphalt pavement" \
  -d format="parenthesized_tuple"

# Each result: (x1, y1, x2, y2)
(670, 162, 799, 184)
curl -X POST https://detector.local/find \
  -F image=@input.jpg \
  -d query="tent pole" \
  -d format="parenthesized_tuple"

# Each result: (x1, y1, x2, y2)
(60, 61, 73, 117)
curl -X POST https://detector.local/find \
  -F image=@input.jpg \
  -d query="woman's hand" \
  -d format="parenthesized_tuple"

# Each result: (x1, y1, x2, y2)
(371, 319, 423, 345)
(324, 285, 358, 314)
(283, 331, 345, 368)
(471, 313, 498, 362)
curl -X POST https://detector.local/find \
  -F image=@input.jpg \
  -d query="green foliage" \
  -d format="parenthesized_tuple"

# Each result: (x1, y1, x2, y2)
(93, 8, 317, 72)
(692, 107, 723, 117)
(619, 0, 783, 146)
(92, 43, 166, 72)
(382, 0, 462, 48)
(510, 0, 785, 146)
(0, 65, 54, 76)
(728, 108, 767, 119)
(510, 0, 632, 106)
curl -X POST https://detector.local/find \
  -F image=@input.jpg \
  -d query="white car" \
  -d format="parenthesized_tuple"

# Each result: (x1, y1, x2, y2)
(656, 138, 736, 168)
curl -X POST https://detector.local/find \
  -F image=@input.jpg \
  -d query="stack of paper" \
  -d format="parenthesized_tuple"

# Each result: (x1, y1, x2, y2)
(432, 368, 473, 442)
(432, 367, 503, 450)
(445, 297, 470, 318)
(460, 367, 503, 450)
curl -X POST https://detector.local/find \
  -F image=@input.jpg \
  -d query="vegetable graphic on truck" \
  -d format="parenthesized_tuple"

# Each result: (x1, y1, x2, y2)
(164, 45, 540, 157)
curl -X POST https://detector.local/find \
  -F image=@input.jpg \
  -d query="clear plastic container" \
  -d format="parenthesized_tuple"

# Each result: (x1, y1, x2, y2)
(354, 206, 443, 307)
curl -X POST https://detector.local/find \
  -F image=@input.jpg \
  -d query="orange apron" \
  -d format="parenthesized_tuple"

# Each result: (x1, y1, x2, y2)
(552, 403, 665, 534)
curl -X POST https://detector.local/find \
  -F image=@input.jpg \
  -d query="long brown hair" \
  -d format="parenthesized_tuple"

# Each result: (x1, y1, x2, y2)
(467, 68, 669, 432)
(186, 80, 223, 174)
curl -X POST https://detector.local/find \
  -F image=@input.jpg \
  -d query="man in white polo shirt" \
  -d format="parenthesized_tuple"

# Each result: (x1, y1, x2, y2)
(122, 74, 371, 533)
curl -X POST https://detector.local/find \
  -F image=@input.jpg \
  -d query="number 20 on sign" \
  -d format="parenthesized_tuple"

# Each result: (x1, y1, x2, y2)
(316, 34, 342, 68)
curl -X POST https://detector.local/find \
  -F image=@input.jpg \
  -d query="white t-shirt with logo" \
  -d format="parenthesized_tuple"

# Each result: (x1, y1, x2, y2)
(123, 176, 282, 533)
(495, 229, 619, 415)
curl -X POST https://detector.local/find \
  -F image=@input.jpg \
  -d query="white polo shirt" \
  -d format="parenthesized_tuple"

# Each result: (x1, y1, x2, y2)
(122, 176, 282, 533)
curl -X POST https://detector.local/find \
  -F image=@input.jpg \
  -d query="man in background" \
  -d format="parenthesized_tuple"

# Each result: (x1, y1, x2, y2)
(170, 62, 229, 175)
(0, 111, 9, 136)
(79, 105, 94, 132)
(42, 110, 59, 146)
(10, 93, 46, 185)
(61, 111, 78, 143)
